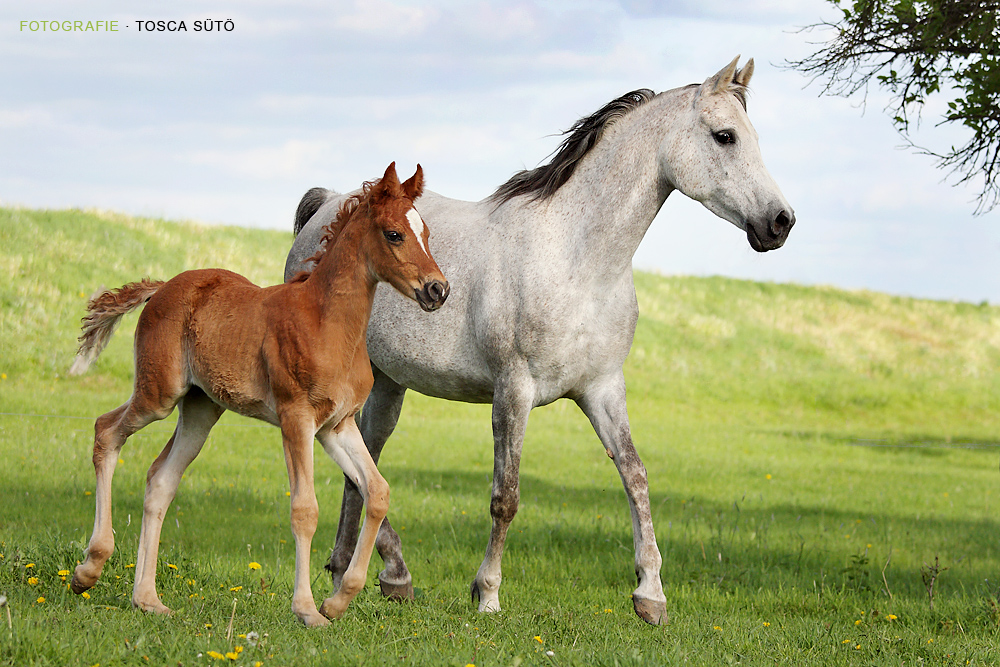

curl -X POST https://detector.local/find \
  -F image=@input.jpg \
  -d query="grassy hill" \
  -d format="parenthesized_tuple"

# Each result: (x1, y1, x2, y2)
(1, 207, 999, 666)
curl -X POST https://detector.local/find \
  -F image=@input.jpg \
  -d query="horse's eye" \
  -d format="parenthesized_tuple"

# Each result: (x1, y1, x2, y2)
(713, 131, 735, 145)
(383, 230, 404, 244)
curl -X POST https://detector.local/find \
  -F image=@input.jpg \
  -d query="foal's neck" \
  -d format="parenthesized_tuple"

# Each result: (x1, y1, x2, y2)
(303, 217, 378, 324)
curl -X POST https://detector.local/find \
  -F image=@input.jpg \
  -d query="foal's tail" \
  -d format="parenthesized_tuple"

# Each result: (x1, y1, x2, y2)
(68, 279, 165, 376)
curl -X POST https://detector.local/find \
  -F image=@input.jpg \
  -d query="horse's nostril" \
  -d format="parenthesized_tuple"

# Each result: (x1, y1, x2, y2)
(426, 280, 445, 302)
(771, 210, 794, 236)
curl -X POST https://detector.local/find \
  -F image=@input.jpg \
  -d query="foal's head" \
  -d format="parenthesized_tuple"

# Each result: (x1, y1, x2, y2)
(358, 162, 449, 312)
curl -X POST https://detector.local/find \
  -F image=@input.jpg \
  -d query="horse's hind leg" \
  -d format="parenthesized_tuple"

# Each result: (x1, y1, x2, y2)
(328, 366, 412, 600)
(317, 418, 389, 620)
(576, 373, 666, 626)
(132, 388, 224, 614)
(72, 398, 169, 594)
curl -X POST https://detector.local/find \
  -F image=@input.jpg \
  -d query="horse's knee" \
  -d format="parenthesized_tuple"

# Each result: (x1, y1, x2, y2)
(290, 498, 319, 536)
(365, 478, 389, 519)
(490, 489, 519, 524)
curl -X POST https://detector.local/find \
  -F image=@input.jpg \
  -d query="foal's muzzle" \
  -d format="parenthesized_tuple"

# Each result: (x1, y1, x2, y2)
(747, 208, 795, 253)
(415, 280, 449, 312)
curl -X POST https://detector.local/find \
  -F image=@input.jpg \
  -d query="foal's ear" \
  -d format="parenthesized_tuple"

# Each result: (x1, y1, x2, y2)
(704, 55, 741, 96)
(372, 161, 404, 202)
(401, 164, 424, 201)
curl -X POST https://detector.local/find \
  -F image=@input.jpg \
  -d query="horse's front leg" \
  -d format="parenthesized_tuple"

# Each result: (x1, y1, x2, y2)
(577, 373, 666, 625)
(279, 414, 329, 627)
(471, 377, 533, 614)
(328, 367, 412, 600)
(316, 417, 389, 619)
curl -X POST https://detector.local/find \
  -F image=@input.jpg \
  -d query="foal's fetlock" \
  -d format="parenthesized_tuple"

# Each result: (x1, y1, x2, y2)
(324, 549, 352, 591)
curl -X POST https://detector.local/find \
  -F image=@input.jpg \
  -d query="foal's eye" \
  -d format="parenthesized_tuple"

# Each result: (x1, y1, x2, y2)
(713, 130, 735, 145)
(383, 230, 404, 244)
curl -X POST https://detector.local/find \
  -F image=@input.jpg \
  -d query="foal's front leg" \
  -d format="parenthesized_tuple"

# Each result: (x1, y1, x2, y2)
(316, 417, 389, 620)
(279, 415, 329, 627)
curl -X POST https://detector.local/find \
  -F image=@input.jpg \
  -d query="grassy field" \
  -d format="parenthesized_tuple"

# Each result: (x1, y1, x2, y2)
(1, 206, 999, 666)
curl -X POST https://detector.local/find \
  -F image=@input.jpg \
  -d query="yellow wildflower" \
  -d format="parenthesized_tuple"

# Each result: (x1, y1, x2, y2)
(534, 636, 543, 644)
(887, 614, 897, 620)
(230, 586, 243, 592)
(25, 563, 35, 569)
(28, 577, 38, 585)
(206, 651, 225, 660)
(82, 592, 90, 599)
(57, 569, 70, 576)
(36, 596, 45, 604)
(226, 652, 238, 660)
(234, 646, 243, 654)
(248, 561, 261, 570)
(762, 621, 770, 627)
(167, 563, 178, 570)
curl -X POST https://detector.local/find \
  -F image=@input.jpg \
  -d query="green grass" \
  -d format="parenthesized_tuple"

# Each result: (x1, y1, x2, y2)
(1, 206, 999, 665)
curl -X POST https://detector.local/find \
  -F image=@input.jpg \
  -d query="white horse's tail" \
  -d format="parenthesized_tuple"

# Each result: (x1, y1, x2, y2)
(68, 279, 165, 376)
(293, 187, 333, 236)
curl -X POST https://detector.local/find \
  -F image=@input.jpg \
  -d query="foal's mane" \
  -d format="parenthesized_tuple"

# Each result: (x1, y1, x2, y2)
(289, 179, 377, 283)
(489, 88, 656, 206)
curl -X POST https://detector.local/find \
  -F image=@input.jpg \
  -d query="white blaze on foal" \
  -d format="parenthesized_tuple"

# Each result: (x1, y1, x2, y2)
(406, 208, 428, 255)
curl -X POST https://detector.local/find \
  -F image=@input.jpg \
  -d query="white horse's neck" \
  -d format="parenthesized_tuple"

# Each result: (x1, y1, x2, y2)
(539, 87, 691, 279)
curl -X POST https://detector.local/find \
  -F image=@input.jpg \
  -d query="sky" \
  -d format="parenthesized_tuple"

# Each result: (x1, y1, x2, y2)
(4, 0, 999, 303)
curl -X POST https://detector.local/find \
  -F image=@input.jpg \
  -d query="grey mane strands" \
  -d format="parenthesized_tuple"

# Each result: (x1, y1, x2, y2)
(489, 88, 656, 206)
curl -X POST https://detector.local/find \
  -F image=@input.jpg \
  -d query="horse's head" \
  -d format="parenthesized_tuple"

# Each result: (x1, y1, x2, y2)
(661, 56, 795, 252)
(365, 162, 449, 311)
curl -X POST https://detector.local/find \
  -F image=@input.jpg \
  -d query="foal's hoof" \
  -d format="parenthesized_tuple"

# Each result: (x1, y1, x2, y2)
(70, 567, 96, 595)
(632, 594, 667, 626)
(378, 575, 414, 601)
(133, 598, 173, 616)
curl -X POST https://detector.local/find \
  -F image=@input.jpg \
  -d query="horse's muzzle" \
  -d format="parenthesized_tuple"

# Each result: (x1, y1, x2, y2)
(415, 280, 450, 312)
(747, 208, 795, 253)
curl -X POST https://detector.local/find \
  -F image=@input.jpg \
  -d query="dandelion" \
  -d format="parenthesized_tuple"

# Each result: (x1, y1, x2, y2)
(206, 651, 225, 660)
(855, 645, 861, 650)
(57, 569, 70, 576)
(167, 563, 177, 570)
(234, 646, 243, 654)
(226, 652, 238, 660)
(28, 577, 38, 585)
(25, 563, 34, 569)
(85, 491, 92, 496)
(230, 586, 243, 592)
(246, 631, 259, 647)
(887, 614, 897, 621)
(765, 474, 772, 480)
(0, 373, 6, 380)
(855, 620, 862, 626)
(713, 626, 722, 631)
(604, 608, 612, 613)
(36, 596, 45, 604)
(762, 622, 770, 627)
(534, 636, 543, 644)
(842, 640, 850, 644)
(82, 592, 90, 599)
(248, 561, 261, 571)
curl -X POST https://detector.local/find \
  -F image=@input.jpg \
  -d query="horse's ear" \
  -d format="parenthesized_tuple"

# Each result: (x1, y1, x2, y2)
(735, 58, 754, 88)
(703, 55, 741, 96)
(402, 164, 424, 201)
(372, 161, 403, 202)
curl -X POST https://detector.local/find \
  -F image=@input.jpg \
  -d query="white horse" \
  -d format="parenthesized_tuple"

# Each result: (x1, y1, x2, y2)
(285, 57, 795, 625)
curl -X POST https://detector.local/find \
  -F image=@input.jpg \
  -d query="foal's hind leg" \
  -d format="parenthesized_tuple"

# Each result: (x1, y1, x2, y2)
(316, 417, 389, 620)
(576, 373, 666, 626)
(72, 398, 172, 594)
(328, 367, 412, 600)
(132, 389, 224, 614)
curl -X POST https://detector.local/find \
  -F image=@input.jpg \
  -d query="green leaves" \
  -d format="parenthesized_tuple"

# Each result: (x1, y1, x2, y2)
(790, 0, 1000, 213)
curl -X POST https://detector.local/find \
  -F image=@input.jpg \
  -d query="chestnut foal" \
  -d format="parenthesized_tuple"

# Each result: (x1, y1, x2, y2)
(70, 163, 448, 626)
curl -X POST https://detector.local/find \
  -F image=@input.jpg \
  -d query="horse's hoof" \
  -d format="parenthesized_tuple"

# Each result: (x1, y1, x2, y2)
(378, 575, 414, 601)
(133, 599, 173, 615)
(300, 610, 332, 627)
(632, 594, 667, 626)
(70, 568, 96, 595)
(318, 598, 345, 621)
(470, 580, 501, 613)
